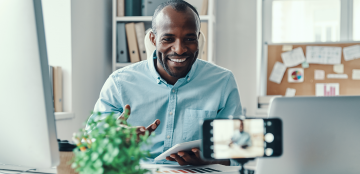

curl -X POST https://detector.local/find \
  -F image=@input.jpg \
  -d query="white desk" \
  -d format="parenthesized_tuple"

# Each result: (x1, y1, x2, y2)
(0, 161, 256, 174)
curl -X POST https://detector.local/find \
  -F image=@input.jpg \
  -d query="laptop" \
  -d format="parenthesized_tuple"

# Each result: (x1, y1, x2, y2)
(256, 96, 360, 174)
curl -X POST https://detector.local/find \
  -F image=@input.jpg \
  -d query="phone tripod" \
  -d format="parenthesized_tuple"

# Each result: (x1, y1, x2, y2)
(233, 158, 255, 174)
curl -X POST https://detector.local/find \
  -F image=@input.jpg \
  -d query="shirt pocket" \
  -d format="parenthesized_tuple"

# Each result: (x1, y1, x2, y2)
(182, 109, 217, 141)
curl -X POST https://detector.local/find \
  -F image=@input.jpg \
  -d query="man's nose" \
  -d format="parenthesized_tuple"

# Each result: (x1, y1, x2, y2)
(172, 39, 187, 55)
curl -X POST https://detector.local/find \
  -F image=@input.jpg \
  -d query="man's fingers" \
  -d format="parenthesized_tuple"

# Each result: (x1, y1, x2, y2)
(178, 151, 194, 163)
(166, 156, 176, 161)
(146, 119, 160, 134)
(170, 154, 188, 166)
(135, 126, 146, 135)
(117, 104, 131, 121)
(192, 148, 201, 159)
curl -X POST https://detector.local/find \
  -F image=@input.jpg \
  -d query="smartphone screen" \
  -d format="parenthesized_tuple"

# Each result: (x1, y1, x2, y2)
(202, 118, 282, 160)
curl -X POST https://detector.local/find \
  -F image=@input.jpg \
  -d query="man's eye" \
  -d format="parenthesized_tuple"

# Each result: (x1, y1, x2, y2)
(162, 38, 173, 42)
(186, 38, 196, 41)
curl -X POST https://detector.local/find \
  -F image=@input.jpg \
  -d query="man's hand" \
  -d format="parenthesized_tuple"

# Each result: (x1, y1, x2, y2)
(117, 104, 160, 137)
(165, 148, 230, 166)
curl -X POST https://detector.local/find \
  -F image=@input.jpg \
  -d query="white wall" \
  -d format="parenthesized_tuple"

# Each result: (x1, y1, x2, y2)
(215, 0, 262, 117)
(42, 0, 72, 113)
(54, 0, 113, 140)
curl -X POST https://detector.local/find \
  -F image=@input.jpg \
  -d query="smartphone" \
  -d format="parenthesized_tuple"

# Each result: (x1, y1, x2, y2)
(201, 118, 282, 160)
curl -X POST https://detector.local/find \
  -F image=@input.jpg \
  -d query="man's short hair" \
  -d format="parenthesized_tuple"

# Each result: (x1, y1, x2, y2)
(152, 0, 200, 35)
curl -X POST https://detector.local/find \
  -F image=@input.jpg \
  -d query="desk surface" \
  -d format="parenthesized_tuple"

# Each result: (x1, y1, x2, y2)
(0, 161, 256, 174)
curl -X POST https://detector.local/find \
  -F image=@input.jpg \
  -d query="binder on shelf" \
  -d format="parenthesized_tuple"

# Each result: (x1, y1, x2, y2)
(49, 66, 55, 108)
(135, 22, 147, 61)
(53, 66, 63, 112)
(117, 23, 129, 63)
(125, 0, 142, 16)
(117, 0, 125, 17)
(125, 23, 141, 63)
(200, 22, 208, 61)
(49, 65, 54, 91)
(142, 0, 168, 16)
(200, 0, 208, 15)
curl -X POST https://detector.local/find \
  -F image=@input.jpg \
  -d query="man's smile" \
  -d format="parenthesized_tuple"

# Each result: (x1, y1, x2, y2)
(169, 57, 188, 63)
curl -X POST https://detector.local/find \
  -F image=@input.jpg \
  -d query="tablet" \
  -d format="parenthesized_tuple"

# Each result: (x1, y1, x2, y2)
(154, 140, 201, 161)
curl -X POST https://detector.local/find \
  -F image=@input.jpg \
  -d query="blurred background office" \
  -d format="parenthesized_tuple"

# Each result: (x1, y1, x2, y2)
(38, 0, 360, 141)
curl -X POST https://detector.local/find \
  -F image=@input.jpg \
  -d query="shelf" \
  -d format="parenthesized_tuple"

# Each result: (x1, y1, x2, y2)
(55, 112, 74, 120)
(116, 63, 134, 67)
(116, 15, 210, 22)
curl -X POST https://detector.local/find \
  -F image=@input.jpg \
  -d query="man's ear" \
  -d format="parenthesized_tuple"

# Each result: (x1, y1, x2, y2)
(150, 31, 156, 46)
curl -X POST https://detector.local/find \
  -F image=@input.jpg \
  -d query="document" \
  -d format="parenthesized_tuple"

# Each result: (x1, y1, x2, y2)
(315, 83, 339, 96)
(142, 164, 239, 174)
(327, 74, 348, 79)
(269, 62, 287, 84)
(333, 64, 344, 73)
(302, 61, 309, 68)
(314, 70, 325, 80)
(282, 45, 293, 51)
(288, 68, 304, 83)
(343, 45, 360, 61)
(306, 46, 342, 64)
(285, 88, 296, 97)
(281, 47, 306, 67)
(352, 69, 360, 80)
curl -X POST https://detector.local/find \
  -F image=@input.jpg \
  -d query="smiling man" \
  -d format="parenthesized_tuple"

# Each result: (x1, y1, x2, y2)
(87, 0, 242, 166)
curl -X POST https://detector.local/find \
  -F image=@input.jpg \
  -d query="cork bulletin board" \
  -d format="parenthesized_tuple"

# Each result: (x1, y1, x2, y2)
(266, 43, 360, 96)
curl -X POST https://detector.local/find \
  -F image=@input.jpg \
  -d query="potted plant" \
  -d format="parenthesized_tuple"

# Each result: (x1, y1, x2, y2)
(71, 112, 151, 174)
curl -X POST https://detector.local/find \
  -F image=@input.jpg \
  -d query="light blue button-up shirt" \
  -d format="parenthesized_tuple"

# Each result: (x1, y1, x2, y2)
(87, 51, 242, 165)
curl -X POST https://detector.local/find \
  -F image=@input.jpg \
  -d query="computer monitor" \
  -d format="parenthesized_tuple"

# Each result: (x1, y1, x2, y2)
(256, 96, 360, 174)
(0, 0, 59, 169)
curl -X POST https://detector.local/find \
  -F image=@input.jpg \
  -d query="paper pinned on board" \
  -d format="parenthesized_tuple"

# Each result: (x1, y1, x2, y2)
(282, 45, 293, 51)
(352, 69, 360, 80)
(314, 70, 325, 80)
(285, 88, 296, 97)
(333, 64, 344, 73)
(306, 46, 342, 65)
(288, 68, 304, 83)
(302, 61, 309, 68)
(315, 83, 339, 96)
(269, 61, 287, 84)
(281, 47, 306, 67)
(343, 45, 360, 61)
(327, 74, 348, 79)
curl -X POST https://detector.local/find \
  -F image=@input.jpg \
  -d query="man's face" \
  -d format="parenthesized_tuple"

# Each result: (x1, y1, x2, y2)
(151, 6, 200, 78)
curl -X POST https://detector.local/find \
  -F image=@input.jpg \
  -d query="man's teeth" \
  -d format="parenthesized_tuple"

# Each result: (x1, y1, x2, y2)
(170, 58, 187, 62)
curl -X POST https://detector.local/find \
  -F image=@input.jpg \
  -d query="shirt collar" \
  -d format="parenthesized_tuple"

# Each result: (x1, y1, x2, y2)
(147, 50, 198, 85)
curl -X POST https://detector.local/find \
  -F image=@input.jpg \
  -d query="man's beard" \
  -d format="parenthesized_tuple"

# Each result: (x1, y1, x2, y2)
(157, 52, 196, 78)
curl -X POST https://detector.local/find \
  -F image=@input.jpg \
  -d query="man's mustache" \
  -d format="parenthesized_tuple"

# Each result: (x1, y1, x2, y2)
(166, 52, 191, 57)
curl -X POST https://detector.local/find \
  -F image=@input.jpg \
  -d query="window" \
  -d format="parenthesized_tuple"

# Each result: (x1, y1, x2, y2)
(354, 0, 360, 40)
(271, 0, 341, 43)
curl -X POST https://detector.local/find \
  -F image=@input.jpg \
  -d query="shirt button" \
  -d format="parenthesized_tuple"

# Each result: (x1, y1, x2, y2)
(169, 112, 173, 115)
(172, 89, 175, 93)
(167, 135, 170, 139)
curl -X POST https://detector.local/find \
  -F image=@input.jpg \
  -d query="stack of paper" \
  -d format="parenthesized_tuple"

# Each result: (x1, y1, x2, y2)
(142, 164, 240, 174)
